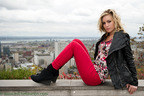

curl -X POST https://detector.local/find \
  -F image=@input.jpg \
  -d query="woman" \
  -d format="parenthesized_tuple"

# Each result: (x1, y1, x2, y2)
(31, 9, 138, 94)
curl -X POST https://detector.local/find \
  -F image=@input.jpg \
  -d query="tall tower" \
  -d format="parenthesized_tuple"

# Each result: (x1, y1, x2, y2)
(55, 41, 75, 74)
(0, 41, 1, 58)
(3, 46, 10, 57)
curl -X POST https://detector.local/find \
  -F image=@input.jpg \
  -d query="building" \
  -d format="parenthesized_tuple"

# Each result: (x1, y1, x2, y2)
(55, 41, 76, 74)
(0, 41, 1, 58)
(12, 52, 19, 63)
(20, 63, 33, 69)
(3, 46, 10, 57)
(4, 62, 12, 71)
(23, 51, 32, 57)
(9, 56, 14, 70)
(33, 50, 54, 68)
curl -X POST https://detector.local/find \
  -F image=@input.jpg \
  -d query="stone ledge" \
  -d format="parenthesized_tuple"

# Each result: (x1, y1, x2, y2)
(0, 79, 144, 96)
(0, 79, 144, 91)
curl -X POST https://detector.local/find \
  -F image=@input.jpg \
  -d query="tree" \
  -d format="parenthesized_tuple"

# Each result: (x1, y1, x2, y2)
(138, 24, 144, 39)
(130, 24, 144, 66)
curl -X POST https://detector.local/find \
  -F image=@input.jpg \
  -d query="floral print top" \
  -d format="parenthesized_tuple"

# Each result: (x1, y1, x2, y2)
(94, 38, 113, 83)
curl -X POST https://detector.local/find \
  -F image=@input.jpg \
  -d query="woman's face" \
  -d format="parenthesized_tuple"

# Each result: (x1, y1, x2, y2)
(102, 14, 115, 33)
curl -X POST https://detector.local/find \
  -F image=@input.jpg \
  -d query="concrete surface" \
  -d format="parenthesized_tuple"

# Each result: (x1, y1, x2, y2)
(0, 79, 144, 96)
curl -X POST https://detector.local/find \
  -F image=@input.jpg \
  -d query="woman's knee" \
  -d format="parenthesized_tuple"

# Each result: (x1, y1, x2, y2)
(72, 38, 81, 42)
(71, 40, 79, 47)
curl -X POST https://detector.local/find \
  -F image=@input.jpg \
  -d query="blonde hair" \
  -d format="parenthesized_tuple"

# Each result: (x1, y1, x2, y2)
(98, 9, 125, 34)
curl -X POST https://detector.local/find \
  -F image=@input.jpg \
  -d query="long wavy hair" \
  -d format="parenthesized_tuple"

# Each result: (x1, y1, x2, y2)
(98, 9, 125, 36)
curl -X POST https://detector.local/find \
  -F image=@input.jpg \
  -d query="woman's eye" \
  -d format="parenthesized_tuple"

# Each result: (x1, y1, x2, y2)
(102, 22, 106, 25)
(107, 20, 111, 23)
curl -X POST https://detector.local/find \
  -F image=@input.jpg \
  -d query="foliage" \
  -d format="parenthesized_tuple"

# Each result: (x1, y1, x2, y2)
(131, 24, 144, 79)
(0, 68, 34, 79)
(138, 24, 144, 39)
(136, 65, 144, 79)
(69, 65, 77, 69)
(31, 64, 43, 74)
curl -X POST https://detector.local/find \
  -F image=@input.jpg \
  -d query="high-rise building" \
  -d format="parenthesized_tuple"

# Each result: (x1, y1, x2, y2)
(55, 41, 75, 74)
(3, 46, 10, 57)
(0, 41, 1, 58)
(13, 52, 19, 63)
(9, 56, 14, 70)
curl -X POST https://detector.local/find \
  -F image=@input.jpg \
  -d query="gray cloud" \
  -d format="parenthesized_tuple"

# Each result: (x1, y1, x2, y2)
(0, 0, 144, 37)
(0, 0, 52, 10)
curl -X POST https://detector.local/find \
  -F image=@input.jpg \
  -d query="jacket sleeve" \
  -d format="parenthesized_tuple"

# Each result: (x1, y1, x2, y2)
(122, 34, 138, 86)
(94, 43, 97, 60)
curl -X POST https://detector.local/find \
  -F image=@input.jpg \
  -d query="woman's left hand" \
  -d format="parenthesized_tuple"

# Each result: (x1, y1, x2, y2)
(126, 84, 137, 94)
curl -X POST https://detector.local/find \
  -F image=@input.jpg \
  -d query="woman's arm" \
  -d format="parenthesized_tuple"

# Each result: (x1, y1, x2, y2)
(123, 33, 138, 94)
(122, 33, 138, 86)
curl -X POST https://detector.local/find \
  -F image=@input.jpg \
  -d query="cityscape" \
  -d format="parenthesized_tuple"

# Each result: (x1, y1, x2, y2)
(0, 37, 99, 79)
(0, 36, 144, 80)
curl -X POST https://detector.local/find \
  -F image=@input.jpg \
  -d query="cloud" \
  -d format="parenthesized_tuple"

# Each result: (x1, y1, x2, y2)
(0, 21, 100, 37)
(0, 8, 58, 23)
(72, 8, 92, 16)
(0, 0, 52, 10)
(0, 6, 98, 24)
(0, 0, 144, 37)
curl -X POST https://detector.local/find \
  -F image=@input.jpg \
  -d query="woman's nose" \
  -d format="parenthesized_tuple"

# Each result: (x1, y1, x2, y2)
(105, 23, 109, 27)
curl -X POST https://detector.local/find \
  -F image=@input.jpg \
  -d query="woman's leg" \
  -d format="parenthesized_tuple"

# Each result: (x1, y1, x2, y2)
(52, 39, 101, 85)
(72, 39, 89, 55)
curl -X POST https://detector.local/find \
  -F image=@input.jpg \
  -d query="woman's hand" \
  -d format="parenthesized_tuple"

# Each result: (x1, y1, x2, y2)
(126, 84, 137, 94)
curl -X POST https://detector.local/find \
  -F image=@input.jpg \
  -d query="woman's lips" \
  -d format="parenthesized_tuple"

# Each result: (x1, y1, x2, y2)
(106, 28, 110, 31)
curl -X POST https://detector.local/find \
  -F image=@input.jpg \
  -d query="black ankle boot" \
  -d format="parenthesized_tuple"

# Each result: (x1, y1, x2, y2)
(31, 64, 59, 84)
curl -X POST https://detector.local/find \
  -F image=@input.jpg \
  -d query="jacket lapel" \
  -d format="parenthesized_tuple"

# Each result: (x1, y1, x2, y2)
(107, 31, 128, 57)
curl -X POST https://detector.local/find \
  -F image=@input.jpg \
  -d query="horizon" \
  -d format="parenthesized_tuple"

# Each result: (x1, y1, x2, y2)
(0, 36, 99, 42)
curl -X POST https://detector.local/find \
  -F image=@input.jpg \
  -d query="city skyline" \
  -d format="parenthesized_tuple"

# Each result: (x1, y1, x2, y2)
(0, 0, 144, 37)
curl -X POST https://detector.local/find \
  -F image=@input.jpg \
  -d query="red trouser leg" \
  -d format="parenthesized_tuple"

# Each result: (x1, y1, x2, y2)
(72, 39, 89, 55)
(52, 39, 101, 86)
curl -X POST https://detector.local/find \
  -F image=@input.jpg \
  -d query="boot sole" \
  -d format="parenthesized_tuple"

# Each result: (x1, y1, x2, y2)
(31, 76, 58, 85)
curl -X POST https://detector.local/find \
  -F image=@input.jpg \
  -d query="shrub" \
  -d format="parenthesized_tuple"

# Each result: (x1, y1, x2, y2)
(0, 68, 34, 79)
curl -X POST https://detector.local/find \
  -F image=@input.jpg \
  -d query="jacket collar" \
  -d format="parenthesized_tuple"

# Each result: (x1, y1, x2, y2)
(100, 30, 129, 57)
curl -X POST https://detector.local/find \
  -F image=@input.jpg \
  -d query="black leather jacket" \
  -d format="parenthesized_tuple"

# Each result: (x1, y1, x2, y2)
(94, 30, 138, 89)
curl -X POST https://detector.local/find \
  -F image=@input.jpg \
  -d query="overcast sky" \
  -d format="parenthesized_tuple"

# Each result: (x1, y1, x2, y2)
(0, 0, 144, 37)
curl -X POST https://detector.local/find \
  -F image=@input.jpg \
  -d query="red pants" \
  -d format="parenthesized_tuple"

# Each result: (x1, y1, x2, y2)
(52, 39, 101, 86)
